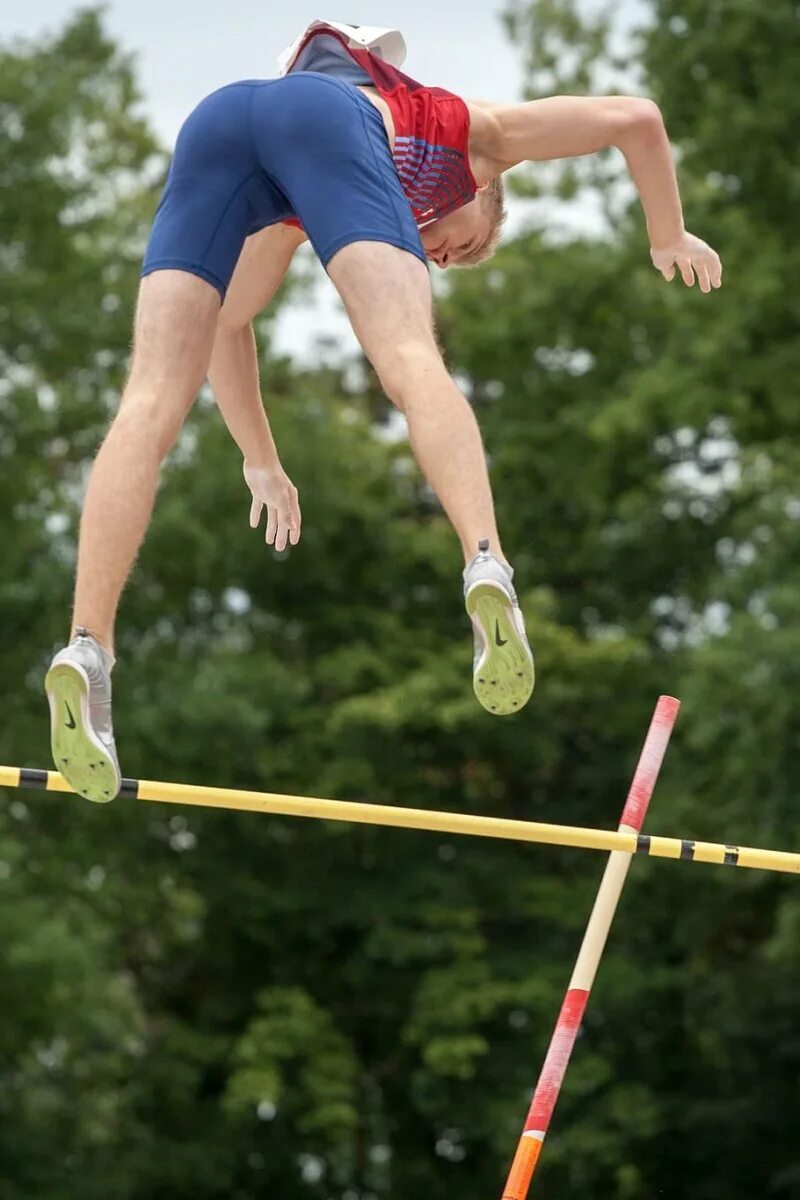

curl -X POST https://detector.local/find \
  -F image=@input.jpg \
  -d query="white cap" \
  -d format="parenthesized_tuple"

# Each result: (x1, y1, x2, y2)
(277, 19, 407, 77)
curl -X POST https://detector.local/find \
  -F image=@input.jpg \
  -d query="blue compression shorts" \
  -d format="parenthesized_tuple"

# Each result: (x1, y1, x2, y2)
(141, 72, 427, 299)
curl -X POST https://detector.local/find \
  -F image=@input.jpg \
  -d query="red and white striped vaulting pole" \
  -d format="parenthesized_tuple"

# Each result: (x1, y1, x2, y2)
(500, 695, 681, 1199)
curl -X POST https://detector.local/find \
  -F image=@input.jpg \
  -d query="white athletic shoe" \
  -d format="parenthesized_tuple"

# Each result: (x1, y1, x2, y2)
(45, 628, 121, 803)
(463, 540, 535, 715)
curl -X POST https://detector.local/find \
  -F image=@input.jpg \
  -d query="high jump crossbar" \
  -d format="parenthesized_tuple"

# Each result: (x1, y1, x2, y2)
(0, 761, 797, 875)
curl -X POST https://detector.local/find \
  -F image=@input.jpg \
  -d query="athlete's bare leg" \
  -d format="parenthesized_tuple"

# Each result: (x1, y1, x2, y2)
(327, 242, 505, 564)
(72, 270, 222, 653)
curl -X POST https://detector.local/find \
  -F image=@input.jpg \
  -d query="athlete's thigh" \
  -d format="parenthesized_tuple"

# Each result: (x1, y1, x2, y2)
(327, 241, 437, 364)
(126, 270, 222, 401)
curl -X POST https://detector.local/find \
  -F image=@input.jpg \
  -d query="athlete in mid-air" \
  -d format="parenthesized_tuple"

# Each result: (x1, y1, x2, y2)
(45, 20, 722, 803)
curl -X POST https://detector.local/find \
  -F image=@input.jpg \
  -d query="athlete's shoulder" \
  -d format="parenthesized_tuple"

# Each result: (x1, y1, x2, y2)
(464, 100, 507, 174)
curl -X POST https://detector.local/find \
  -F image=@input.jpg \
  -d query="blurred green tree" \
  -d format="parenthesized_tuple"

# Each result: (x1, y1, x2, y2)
(437, 2, 800, 1195)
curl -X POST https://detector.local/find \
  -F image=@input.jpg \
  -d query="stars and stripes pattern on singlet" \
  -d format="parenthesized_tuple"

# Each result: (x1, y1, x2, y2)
(346, 49, 478, 227)
(392, 135, 477, 226)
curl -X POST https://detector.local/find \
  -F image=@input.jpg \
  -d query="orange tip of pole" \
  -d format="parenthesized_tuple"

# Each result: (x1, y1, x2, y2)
(501, 1134, 543, 1200)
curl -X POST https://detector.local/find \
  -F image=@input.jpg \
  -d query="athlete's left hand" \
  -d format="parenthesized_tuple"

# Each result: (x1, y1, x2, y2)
(244, 460, 302, 552)
(650, 231, 723, 293)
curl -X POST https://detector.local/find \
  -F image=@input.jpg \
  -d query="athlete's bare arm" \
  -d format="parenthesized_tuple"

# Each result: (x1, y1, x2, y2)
(217, 222, 309, 329)
(469, 96, 722, 292)
(208, 222, 308, 550)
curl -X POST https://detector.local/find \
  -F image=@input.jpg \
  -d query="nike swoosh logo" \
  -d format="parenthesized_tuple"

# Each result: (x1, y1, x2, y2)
(64, 702, 77, 730)
(495, 622, 508, 647)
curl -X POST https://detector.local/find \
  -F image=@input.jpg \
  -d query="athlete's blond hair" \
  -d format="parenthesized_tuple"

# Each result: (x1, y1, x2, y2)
(457, 177, 507, 268)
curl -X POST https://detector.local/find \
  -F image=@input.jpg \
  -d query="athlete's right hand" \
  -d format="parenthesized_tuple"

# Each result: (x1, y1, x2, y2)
(243, 460, 302, 552)
(650, 231, 723, 293)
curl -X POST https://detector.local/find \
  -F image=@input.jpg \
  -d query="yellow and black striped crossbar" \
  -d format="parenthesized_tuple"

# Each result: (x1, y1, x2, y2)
(2, 765, 798, 876)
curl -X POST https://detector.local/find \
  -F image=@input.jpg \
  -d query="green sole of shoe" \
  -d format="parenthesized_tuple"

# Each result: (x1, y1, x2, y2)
(466, 584, 535, 716)
(45, 662, 120, 803)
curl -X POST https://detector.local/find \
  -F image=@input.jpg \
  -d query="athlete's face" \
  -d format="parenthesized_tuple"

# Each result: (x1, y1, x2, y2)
(419, 195, 492, 269)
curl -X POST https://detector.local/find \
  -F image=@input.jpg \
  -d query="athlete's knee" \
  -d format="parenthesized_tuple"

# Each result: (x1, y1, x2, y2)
(114, 380, 193, 460)
(373, 337, 447, 410)
(123, 342, 205, 411)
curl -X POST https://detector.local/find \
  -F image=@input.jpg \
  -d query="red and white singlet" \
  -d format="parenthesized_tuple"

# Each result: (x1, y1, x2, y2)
(284, 26, 478, 228)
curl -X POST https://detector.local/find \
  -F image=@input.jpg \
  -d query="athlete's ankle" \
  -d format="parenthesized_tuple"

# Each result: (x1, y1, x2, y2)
(461, 536, 510, 571)
(70, 625, 116, 665)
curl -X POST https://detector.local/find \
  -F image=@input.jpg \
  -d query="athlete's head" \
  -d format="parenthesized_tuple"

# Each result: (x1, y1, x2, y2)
(419, 178, 507, 269)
